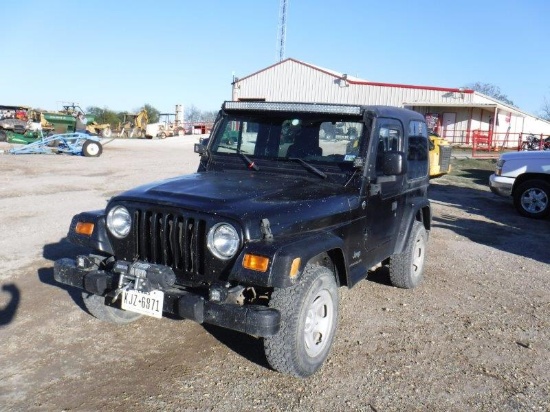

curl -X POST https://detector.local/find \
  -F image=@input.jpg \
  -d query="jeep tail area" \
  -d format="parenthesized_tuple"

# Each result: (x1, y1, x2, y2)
(54, 101, 431, 378)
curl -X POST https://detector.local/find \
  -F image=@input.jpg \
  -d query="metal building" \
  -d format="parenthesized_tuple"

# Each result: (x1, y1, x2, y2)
(231, 58, 550, 147)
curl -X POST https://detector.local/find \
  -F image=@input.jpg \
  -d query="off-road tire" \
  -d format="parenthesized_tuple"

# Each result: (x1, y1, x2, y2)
(264, 265, 339, 378)
(389, 221, 427, 289)
(82, 292, 142, 324)
(82, 139, 103, 157)
(513, 179, 550, 219)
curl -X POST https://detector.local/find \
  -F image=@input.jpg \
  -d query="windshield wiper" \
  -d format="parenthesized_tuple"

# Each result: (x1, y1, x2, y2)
(239, 150, 259, 171)
(287, 157, 327, 179)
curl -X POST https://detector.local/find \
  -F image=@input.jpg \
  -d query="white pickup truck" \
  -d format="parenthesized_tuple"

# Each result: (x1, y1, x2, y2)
(489, 151, 550, 219)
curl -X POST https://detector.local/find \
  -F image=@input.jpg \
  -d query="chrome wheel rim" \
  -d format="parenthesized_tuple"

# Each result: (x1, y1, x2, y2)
(521, 188, 548, 214)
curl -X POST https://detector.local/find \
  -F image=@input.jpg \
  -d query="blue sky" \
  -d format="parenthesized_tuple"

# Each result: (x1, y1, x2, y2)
(1, 0, 548, 116)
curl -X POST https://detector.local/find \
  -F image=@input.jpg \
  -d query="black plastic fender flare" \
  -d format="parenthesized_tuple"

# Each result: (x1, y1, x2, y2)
(230, 231, 346, 289)
(67, 210, 114, 255)
(392, 198, 431, 256)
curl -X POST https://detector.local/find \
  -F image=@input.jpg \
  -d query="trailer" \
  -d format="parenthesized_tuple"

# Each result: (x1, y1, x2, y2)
(7, 132, 103, 157)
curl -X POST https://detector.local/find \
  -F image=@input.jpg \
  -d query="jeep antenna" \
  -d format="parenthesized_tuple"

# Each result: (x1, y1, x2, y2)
(276, 0, 289, 61)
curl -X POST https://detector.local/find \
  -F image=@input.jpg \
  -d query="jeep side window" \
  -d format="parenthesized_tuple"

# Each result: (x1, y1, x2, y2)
(407, 120, 429, 179)
(375, 120, 403, 174)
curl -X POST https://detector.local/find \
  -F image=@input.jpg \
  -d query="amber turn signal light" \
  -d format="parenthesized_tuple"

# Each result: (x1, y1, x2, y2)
(75, 222, 94, 236)
(243, 254, 269, 272)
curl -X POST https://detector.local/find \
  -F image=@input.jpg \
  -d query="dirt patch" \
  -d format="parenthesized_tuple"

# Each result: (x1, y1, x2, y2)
(0, 142, 548, 411)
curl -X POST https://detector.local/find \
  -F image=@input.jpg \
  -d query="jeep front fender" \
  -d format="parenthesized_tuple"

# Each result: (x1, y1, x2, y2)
(67, 210, 114, 255)
(229, 231, 345, 289)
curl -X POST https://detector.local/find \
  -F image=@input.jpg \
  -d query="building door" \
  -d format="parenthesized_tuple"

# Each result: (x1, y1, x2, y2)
(442, 112, 456, 142)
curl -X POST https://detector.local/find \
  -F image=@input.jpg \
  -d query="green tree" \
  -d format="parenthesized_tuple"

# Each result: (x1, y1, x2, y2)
(140, 104, 160, 123)
(86, 106, 122, 127)
(464, 82, 515, 107)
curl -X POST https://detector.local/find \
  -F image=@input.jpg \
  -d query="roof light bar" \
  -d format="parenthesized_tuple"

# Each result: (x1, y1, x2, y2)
(224, 101, 362, 116)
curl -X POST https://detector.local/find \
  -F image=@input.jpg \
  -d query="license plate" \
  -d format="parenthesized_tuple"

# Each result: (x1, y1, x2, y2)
(121, 289, 164, 318)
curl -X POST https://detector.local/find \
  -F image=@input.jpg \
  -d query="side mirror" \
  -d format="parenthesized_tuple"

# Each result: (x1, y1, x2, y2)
(382, 152, 405, 175)
(194, 138, 209, 154)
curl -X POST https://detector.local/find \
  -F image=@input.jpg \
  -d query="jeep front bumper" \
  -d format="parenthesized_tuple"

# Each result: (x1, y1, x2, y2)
(53, 257, 280, 337)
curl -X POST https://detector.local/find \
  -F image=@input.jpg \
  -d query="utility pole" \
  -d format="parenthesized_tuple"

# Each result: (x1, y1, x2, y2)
(277, 0, 288, 62)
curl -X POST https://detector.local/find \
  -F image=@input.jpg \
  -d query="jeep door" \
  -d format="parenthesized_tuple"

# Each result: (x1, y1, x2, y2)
(363, 118, 406, 265)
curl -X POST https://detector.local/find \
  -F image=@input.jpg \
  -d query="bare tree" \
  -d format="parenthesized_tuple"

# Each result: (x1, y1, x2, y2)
(185, 105, 201, 124)
(465, 82, 515, 107)
(540, 97, 550, 121)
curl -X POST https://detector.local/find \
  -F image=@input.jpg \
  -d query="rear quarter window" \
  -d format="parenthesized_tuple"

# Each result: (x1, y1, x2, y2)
(407, 120, 429, 179)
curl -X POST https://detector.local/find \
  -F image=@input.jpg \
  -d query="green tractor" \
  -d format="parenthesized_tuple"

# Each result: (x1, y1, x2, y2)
(41, 104, 112, 137)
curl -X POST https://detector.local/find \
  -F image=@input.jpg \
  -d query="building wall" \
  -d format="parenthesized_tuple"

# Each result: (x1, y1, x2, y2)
(234, 59, 550, 144)
(234, 60, 475, 107)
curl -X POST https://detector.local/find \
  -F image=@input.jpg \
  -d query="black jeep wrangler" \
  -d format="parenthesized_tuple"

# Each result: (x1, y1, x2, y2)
(54, 101, 431, 378)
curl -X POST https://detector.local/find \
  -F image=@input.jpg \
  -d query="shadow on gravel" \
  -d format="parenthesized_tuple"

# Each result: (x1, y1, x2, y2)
(202, 324, 272, 371)
(0, 284, 20, 327)
(39, 238, 92, 311)
(429, 183, 550, 264)
(366, 266, 392, 286)
(455, 168, 494, 186)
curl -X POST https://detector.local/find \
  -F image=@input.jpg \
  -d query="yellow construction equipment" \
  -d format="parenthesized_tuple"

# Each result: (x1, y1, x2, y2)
(429, 132, 452, 178)
(119, 109, 148, 138)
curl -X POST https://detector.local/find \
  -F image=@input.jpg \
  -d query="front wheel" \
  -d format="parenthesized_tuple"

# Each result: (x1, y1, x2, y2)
(389, 221, 427, 289)
(82, 293, 142, 324)
(82, 139, 103, 157)
(264, 265, 339, 378)
(513, 179, 550, 219)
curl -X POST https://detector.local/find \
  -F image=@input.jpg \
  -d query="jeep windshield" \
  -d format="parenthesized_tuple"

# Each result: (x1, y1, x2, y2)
(209, 103, 365, 174)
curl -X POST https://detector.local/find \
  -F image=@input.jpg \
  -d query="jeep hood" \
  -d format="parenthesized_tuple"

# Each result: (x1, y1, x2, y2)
(112, 171, 359, 237)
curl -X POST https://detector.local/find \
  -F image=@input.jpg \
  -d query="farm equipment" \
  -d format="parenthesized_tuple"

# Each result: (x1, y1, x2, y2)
(4, 129, 43, 145)
(145, 105, 185, 138)
(146, 113, 176, 139)
(119, 109, 148, 138)
(41, 104, 112, 137)
(428, 132, 452, 177)
(7, 132, 103, 157)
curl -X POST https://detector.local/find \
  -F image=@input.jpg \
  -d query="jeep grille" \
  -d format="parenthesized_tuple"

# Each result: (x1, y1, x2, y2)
(133, 210, 206, 276)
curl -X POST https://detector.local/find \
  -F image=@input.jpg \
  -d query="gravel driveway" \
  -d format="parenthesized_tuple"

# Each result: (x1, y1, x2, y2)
(0, 138, 548, 411)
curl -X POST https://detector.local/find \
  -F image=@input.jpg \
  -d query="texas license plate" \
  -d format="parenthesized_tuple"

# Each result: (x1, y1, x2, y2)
(121, 289, 164, 318)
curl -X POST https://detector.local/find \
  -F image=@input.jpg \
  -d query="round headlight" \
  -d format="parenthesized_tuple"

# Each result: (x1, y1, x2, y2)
(207, 223, 240, 259)
(107, 206, 131, 238)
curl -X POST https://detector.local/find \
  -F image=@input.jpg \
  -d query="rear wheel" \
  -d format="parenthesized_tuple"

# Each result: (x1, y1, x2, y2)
(389, 221, 427, 289)
(264, 264, 339, 378)
(82, 293, 142, 324)
(82, 139, 103, 157)
(101, 127, 112, 138)
(513, 179, 550, 219)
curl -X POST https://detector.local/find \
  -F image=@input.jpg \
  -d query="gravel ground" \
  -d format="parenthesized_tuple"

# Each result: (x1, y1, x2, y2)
(0, 138, 548, 411)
